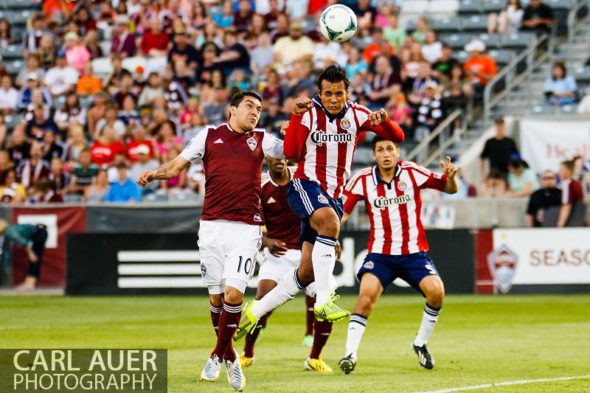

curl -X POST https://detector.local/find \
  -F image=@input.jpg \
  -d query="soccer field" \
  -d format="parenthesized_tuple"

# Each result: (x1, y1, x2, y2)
(2, 294, 589, 393)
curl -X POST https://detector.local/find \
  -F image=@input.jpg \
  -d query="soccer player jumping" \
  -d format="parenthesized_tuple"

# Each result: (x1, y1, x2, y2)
(338, 137, 458, 374)
(137, 91, 283, 392)
(237, 65, 405, 338)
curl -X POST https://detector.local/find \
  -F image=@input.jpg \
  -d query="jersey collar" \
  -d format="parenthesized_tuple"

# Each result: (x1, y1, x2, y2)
(372, 164, 402, 186)
(312, 95, 350, 122)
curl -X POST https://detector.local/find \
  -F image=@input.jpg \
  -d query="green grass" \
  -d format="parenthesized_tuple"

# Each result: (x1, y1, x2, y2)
(1, 294, 589, 393)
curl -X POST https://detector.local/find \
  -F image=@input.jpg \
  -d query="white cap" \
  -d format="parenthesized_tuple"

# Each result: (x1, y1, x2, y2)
(465, 39, 486, 52)
(135, 145, 150, 155)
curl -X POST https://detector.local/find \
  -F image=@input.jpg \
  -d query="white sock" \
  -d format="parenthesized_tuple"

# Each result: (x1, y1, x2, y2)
(345, 314, 367, 359)
(413, 303, 441, 347)
(312, 236, 337, 305)
(251, 268, 302, 319)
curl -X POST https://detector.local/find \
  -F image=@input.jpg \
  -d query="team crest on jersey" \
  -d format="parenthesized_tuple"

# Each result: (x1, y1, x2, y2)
(318, 194, 329, 204)
(340, 118, 351, 130)
(487, 244, 518, 294)
(246, 136, 257, 151)
(200, 263, 207, 277)
(363, 261, 374, 270)
(397, 181, 407, 191)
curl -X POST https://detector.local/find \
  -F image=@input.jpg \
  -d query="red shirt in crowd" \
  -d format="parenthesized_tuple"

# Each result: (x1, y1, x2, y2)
(90, 140, 125, 165)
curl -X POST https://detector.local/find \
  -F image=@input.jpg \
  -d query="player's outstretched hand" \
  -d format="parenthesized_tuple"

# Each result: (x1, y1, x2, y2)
(292, 97, 313, 116)
(440, 156, 458, 178)
(264, 237, 288, 257)
(280, 121, 289, 136)
(137, 170, 154, 186)
(368, 108, 388, 126)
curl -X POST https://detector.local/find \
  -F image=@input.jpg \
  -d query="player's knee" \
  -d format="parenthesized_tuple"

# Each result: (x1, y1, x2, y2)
(311, 210, 340, 238)
(426, 284, 445, 308)
(209, 293, 223, 307)
(297, 266, 314, 286)
(223, 287, 244, 305)
(355, 292, 378, 316)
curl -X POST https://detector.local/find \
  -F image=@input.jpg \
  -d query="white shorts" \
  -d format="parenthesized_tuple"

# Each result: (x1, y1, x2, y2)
(198, 220, 262, 294)
(258, 248, 336, 297)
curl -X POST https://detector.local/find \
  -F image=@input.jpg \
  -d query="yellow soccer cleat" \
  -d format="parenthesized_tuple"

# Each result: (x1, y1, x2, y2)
(234, 301, 258, 342)
(239, 353, 255, 369)
(314, 293, 350, 322)
(304, 357, 333, 373)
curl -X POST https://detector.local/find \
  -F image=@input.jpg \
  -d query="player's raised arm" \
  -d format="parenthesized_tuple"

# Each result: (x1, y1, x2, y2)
(283, 97, 313, 160)
(360, 108, 405, 143)
(440, 156, 459, 194)
(137, 155, 191, 186)
(262, 131, 285, 158)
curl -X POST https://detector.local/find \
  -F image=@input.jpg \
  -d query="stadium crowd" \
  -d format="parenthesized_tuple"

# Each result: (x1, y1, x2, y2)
(0, 0, 586, 214)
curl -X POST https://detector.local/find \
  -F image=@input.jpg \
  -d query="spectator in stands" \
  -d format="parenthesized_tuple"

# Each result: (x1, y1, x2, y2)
(521, 0, 555, 35)
(543, 61, 578, 106)
(480, 118, 519, 179)
(442, 63, 475, 113)
(74, 6, 96, 36)
(84, 168, 109, 203)
(369, 55, 401, 109)
(76, 63, 102, 97)
(29, 178, 63, 204)
(386, 93, 413, 135)
(0, 150, 14, 179)
(463, 39, 497, 93)
(129, 144, 159, 195)
(480, 170, 509, 197)
(525, 169, 562, 227)
(572, 155, 590, 191)
(344, 46, 368, 81)
(141, 17, 170, 57)
(17, 141, 50, 192)
(0, 18, 12, 48)
(41, 131, 65, 162)
(250, 31, 274, 75)
(54, 93, 86, 132)
(203, 87, 228, 125)
(234, 0, 254, 33)
(83, 30, 103, 60)
(414, 81, 445, 141)
(105, 162, 142, 203)
(506, 157, 538, 197)
(577, 87, 590, 115)
(17, 54, 44, 88)
(488, 0, 524, 35)
(313, 35, 347, 72)
(0, 169, 27, 203)
(23, 14, 46, 55)
(67, 149, 98, 197)
(411, 16, 431, 45)
(7, 125, 31, 168)
(273, 21, 314, 70)
(168, 31, 199, 75)
(86, 92, 109, 138)
(0, 115, 7, 148)
(0, 75, 19, 114)
(26, 105, 59, 142)
(111, 15, 137, 58)
(213, 0, 235, 29)
(64, 124, 88, 164)
(138, 74, 164, 107)
(363, 28, 394, 65)
(432, 43, 459, 82)
(64, 32, 91, 73)
(38, 34, 57, 69)
(351, 0, 377, 30)
(421, 31, 442, 64)
(558, 159, 585, 227)
(215, 30, 250, 75)
(89, 125, 125, 167)
(383, 13, 406, 51)
(96, 104, 126, 139)
(44, 51, 80, 98)
(127, 125, 156, 163)
(18, 75, 52, 111)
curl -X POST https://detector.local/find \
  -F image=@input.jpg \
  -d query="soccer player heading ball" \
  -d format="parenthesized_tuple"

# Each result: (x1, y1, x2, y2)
(236, 65, 405, 341)
(137, 91, 284, 392)
(338, 138, 459, 374)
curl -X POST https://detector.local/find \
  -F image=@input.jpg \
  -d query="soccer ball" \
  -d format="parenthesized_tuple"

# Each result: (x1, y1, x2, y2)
(319, 5, 358, 43)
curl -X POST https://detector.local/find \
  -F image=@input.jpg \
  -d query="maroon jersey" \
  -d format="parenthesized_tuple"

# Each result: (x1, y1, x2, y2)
(261, 169, 300, 250)
(180, 123, 284, 225)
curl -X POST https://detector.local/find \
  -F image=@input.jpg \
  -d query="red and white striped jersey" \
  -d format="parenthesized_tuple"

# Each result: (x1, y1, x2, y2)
(284, 98, 404, 199)
(343, 162, 447, 255)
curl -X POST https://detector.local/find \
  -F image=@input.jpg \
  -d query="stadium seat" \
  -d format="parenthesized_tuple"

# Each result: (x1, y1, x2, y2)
(431, 17, 464, 33)
(0, 44, 24, 60)
(478, 33, 503, 49)
(483, 0, 505, 13)
(0, 10, 32, 26)
(439, 33, 472, 49)
(460, 15, 489, 32)
(92, 57, 113, 77)
(502, 32, 537, 50)
(401, 0, 430, 15)
(457, 0, 485, 15)
(1, 0, 38, 10)
(546, 0, 576, 11)
(453, 50, 469, 63)
(574, 67, 590, 83)
(489, 49, 516, 66)
(4, 59, 23, 75)
(427, 0, 460, 16)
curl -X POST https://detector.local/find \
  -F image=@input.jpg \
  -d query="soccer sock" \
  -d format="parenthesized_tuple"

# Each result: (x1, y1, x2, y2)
(305, 295, 315, 336)
(345, 313, 368, 358)
(309, 318, 332, 359)
(243, 313, 270, 358)
(413, 303, 441, 347)
(210, 303, 222, 335)
(251, 268, 303, 319)
(211, 302, 242, 362)
(312, 236, 337, 306)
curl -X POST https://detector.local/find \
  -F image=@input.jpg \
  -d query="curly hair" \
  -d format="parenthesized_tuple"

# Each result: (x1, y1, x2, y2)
(316, 65, 350, 92)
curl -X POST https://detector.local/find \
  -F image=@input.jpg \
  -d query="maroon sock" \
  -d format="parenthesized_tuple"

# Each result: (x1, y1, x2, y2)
(243, 313, 270, 358)
(309, 318, 333, 359)
(210, 303, 222, 335)
(211, 302, 242, 362)
(305, 295, 315, 336)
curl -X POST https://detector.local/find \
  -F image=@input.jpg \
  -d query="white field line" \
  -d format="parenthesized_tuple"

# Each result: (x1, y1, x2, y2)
(414, 375, 590, 393)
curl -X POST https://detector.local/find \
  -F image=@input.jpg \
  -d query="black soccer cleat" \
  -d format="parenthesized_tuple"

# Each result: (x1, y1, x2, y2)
(338, 354, 356, 375)
(413, 344, 435, 370)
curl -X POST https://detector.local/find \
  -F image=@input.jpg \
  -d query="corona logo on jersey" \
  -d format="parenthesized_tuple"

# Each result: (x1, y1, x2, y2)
(373, 194, 411, 209)
(310, 130, 353, 146)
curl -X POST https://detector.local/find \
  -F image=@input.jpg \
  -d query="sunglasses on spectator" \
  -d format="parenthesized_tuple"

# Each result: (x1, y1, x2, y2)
(542, 176, 555, 180)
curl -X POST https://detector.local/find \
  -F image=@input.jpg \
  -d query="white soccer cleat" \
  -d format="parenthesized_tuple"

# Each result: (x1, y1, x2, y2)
(225, 356, 247, 391)
(200, 355, 221, 382)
